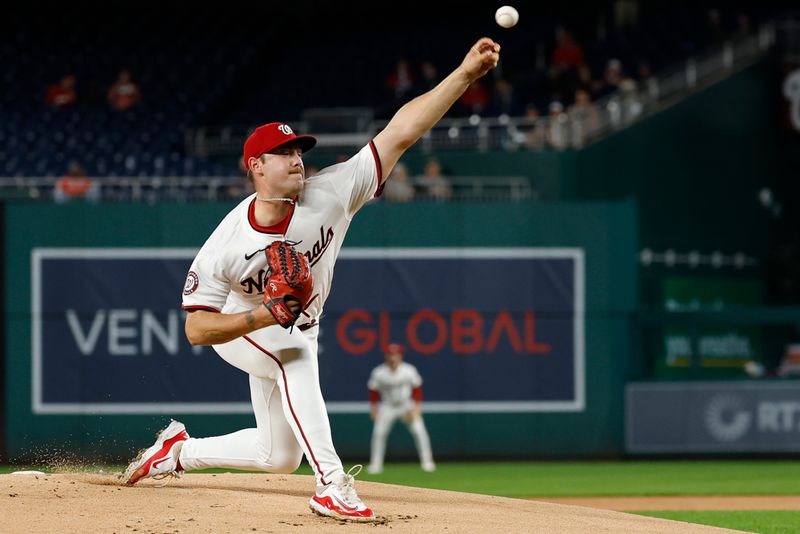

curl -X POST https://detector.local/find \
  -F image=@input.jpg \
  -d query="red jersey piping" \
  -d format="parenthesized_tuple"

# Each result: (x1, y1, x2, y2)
(247, 197, 296, 234)
(182, 305, 221, 313)
(368, 141, 385, 198)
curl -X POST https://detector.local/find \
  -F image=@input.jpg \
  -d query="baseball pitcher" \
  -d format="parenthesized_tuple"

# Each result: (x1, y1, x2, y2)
(121, 37, 501, 522)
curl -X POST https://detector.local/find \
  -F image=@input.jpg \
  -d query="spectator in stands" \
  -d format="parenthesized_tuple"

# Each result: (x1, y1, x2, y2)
(382, 162, 415, 203)
(546, 101, 569, 150)
(618, 76, 643, 124)
(636, 60, 653, 84)
(567, 87, 601, 146)
(418, 60, 440, 94)
(550, 27, 586, 72)
(549, 27, 586, 99)
(488, 77, 519, 117)
(522, 103, 546, 150)
(635, 60, 656, 102)
(54, 161, 100, 203)
(417, 158, 452, 201)
(386, 58, 416, 101)
(456, 79, 490, 116)
(44, 74, 77, 108)
(107, 69, 142, 111)
(594, 58, 624, 100)
(577, 64, 603, 99)
(222, 157, 251, 201)
(379, 58, 416, 117)
(777, 343, 800, 377)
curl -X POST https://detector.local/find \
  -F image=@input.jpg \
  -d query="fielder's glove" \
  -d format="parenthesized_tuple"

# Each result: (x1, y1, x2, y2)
(263, 241, 314, 328)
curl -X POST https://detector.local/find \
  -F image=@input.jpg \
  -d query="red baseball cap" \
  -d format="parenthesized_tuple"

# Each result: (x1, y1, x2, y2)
(385, 343, 405, 354)
(242, 122, 317, 171)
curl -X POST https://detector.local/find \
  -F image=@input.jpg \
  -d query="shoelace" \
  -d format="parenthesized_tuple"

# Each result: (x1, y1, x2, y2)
(152, 469, 183, 487)
(336, 464, 364, 506)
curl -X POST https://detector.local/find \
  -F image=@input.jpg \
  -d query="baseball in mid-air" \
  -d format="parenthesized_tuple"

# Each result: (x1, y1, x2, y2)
(495, 5, 519, 28)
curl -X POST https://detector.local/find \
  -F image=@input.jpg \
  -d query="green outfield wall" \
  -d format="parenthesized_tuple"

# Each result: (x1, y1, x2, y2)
(3, 199, 636, 461)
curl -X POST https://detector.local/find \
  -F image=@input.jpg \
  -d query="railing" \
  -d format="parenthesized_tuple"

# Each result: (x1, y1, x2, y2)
(638, 248, 760, 270)
(0, 176, 237, 203)
(404, 175, 535, 202)
(0, 175, 534, 203)
(186, 23, 775, 156)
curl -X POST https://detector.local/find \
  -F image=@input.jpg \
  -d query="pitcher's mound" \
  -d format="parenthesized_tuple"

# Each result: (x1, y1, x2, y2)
(0, 472, 743, 533)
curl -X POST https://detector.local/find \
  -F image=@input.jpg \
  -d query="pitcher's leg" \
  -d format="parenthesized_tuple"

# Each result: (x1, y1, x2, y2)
(249, 375, 304, 472)
(243, 331, 344, 486)
(179, 375, 302, 472)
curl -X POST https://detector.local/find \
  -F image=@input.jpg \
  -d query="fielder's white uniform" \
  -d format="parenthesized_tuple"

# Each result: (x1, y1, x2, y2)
(367, 361, 435, 472)
(180, 142, 383, 487)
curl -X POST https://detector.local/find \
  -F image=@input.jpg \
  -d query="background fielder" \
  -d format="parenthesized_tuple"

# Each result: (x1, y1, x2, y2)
(368, 343, 436, 474)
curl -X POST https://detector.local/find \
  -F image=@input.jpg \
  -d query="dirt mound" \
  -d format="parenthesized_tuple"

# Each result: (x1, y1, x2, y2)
(0, 472, 744, 533)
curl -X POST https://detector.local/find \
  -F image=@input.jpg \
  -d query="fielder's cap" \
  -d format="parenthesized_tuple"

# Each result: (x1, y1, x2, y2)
(243, 122, 317, 170)
(385, 343, 405, 354)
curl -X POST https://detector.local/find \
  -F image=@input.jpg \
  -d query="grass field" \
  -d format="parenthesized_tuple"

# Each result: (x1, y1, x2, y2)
(3, 461, 799, 533)
(638, 511, 800, 534)
(340, 461, 800, 497)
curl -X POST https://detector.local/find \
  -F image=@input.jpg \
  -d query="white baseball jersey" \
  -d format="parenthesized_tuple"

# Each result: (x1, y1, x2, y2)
(182, 142, 383, 318)
(368, 362, 423, 406)
(176, 141, 384, 488)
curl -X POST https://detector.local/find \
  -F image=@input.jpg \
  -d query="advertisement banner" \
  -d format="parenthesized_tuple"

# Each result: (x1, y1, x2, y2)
(627, 381, 800, 453)
(32, 248, 242, 414)
(657, 277, 763, 379)
(32, 248, 584, 414)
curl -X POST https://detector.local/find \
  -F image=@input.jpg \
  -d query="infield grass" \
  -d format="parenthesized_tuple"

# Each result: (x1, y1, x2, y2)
(318, 461, 800, 497)
(638, 511, 800, 534)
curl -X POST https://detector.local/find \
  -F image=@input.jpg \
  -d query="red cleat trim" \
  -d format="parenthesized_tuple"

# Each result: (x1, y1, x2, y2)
(311, 495, 375, 518)
(127, 430, 188, 485)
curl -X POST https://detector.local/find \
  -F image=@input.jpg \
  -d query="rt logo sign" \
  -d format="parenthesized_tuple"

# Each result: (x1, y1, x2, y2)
(704, 393, 800, 442)
(704, 394, 751, 442)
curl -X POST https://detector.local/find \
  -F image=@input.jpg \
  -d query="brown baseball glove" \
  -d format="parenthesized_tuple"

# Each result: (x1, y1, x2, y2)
(262, 241, 314, 328)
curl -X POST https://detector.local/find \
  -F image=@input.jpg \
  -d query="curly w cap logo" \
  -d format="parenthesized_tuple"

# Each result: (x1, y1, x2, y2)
(704, 394, 752, 442)
(183, 271, 199, 295)
(278, 124, 294, 135)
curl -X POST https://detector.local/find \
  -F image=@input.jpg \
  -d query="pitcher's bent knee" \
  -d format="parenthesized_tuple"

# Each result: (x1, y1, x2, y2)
(266, 449, 303, 474)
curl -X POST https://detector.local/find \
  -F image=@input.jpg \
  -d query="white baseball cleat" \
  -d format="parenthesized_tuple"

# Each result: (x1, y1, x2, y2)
(366, 464, 382, 475)
(421, 461, 437, 472)
(121, 419, 189, 485)
(309, 465, 378, 522)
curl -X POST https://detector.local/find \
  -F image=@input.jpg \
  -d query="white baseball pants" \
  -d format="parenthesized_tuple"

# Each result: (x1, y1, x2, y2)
(178, 324, 344, 487)
(369, 402, 434, 472)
